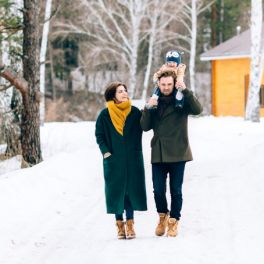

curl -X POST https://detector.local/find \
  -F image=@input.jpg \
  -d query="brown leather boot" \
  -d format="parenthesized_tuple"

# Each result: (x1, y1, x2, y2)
(167, 218, 178, 237)
(116, 220, 126, 239)
(155, 213, 169, 236)
(126, 219, 136, 239)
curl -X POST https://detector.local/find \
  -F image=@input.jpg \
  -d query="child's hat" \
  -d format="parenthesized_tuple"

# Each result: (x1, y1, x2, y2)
(165, 50, 181, 65)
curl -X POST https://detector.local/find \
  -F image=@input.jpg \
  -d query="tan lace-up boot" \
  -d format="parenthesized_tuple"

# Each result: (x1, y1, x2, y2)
(116, 220, 126, 239)
(126, 219, 136, 239)
(167, 218, 178, 237)
(155, 213, 169, 236)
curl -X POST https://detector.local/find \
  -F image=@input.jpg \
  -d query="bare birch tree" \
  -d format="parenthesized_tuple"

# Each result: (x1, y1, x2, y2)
(142, 0, 178, 99)
(177, 0, 214, 93)
(245, 0, 263, 122)
(40, 0, 53, 125)
(53, 0, 148, 98)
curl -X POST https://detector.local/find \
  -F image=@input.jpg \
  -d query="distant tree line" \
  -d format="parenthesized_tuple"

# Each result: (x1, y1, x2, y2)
(0, 0, 254, 167)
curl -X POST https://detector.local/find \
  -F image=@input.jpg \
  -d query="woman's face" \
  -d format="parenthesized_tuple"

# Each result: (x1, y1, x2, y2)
(114, 85, 128, 103)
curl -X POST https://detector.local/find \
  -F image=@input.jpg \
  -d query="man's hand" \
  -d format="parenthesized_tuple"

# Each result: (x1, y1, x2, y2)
(175, 80, 186, 91)
(146, 97, 158, 108)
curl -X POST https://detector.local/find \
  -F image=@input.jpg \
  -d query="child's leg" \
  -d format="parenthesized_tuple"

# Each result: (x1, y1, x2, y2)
(146, 86, 160, 109)
(175, 89, 184, 108)
(152, 86, 161, 98)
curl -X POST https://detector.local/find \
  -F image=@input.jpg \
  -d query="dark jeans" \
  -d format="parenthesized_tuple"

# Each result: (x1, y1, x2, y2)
(152, 162, 186, 220)
(115, 195, 134, 221)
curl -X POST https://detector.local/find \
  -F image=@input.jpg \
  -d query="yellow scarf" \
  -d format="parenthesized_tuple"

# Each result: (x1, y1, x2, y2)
(107, 100, 132, 135)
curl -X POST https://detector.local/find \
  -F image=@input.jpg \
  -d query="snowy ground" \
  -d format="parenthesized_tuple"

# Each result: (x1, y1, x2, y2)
(0, 116, 264, 264)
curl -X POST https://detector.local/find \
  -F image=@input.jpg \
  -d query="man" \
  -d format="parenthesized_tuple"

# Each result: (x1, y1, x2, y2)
(140, 70, 202, 237)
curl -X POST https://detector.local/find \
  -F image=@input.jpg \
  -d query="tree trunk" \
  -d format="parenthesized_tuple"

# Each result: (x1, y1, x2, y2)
(211, 2, 217, 47)
(48, 39, 56, 100)
(40, 0, 53, 125)
(129, 54, 137, 98)
(219, 0, 224, 43)
(245, 0, 263, 122)
(21, 0, 42, 165)
(189, 0, 197, 93)
(129, 4, 140, 98)
(142, 5, 158, 100)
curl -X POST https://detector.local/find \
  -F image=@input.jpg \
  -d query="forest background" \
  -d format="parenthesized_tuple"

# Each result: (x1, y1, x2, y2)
(0, 0, 255, 164)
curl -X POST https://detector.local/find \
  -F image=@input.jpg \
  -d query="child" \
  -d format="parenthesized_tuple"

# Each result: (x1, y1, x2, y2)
(148, 50, 186, 109)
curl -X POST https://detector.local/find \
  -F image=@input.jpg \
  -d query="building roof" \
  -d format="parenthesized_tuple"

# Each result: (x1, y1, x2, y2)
(200, 24, 264, 61)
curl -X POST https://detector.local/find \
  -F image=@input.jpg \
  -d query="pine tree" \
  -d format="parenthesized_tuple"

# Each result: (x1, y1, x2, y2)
(0, 0, 42, 165)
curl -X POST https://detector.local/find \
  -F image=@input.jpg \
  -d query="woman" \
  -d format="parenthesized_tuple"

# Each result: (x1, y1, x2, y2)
(95, 81, 147, 239)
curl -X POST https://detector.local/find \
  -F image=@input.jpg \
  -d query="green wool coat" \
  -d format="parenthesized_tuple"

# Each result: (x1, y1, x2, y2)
(140, 89, 203, 163)
(95, 106, 147, 214)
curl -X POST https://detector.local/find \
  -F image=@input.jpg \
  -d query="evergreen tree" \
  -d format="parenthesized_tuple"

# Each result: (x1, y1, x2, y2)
(199, 0, 250, 49)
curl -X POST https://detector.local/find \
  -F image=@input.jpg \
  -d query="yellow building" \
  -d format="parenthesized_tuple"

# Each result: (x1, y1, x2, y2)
(200, 27, 264, 117)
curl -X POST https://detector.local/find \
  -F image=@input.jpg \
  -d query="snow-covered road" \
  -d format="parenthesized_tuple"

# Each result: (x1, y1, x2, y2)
(1, 117, 264, 264)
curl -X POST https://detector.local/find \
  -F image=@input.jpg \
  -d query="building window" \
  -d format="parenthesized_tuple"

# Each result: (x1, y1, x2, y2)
(260, 85, 264, 108)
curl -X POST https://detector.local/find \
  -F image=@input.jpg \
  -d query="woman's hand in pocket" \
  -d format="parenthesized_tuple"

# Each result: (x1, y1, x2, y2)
(103, 152, 112, 159)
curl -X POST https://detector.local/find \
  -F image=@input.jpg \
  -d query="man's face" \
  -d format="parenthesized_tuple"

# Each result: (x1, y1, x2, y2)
(158, 76, 174, 96)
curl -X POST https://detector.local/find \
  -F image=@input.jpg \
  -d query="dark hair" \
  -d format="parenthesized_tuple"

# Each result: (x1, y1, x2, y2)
(158, 71, 177, 88)
(104, 81, 128, 102)
(158, 70, 177, 81)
